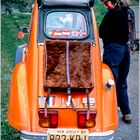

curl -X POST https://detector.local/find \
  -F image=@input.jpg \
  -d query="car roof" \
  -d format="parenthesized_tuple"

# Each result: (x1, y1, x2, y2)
(41, 0, 94, 8)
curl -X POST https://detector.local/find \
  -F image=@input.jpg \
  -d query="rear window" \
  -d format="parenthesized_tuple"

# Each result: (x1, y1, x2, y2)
(45, 12, 88, 39)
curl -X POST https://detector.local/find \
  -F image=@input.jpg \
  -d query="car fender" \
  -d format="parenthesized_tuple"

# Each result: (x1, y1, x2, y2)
(102, 63, 118, 131)
(7, 62, 31, 131)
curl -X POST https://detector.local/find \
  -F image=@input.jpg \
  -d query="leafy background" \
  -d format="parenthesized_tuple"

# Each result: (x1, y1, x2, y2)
(1, 0, 139, 139)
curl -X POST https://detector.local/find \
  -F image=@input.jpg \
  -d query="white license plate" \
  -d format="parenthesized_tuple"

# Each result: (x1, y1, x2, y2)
(47, 128, 89, 140)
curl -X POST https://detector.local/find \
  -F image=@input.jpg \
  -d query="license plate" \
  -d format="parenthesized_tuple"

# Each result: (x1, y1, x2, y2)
(47, 128, 89, 140)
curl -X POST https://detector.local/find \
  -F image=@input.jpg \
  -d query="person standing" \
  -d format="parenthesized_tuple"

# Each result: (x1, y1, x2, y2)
(99, 0, 132, 124)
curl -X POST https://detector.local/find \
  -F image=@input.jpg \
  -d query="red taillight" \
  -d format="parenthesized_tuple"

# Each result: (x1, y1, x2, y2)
(38, 109, 58, 128)
(77, 110, 96, 128)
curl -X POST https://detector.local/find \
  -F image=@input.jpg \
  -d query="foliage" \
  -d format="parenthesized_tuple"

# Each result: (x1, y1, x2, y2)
(130, 0, 139, 6)
(94, 0, 107, 27)
(1, 0, 34, 13)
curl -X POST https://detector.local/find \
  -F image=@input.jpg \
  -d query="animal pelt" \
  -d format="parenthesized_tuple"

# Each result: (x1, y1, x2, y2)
(44, 40, 93, 89)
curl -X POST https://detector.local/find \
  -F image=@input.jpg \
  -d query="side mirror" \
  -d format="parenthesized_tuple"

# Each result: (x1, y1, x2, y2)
(21, 27, 29, 34)
(17, 27, 29, 39)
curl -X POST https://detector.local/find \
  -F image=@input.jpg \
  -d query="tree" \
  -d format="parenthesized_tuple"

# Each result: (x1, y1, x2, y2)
(2, 0, 34, 13)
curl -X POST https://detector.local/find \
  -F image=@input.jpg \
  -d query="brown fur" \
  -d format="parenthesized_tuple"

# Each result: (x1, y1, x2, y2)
(44, 40, 93, 89)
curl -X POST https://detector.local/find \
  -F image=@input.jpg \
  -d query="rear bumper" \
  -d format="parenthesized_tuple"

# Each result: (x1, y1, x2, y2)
(21, 130, 114, 140)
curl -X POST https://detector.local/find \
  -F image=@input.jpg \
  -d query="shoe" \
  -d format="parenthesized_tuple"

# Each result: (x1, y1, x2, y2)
(117, 107, 121, 112)
(122, 114, 132, 124)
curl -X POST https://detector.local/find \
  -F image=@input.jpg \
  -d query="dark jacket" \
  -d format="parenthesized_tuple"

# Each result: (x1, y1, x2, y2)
(99, 6, 129, 44)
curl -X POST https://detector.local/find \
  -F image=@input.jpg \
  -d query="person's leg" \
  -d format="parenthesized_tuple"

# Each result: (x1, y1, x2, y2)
(117, 47, 131, 115)
(103, 43, 124, 83)
(103, 43, 131, 123)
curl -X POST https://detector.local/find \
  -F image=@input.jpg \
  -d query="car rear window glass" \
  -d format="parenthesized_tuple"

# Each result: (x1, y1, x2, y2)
(45, 12, 88, 39)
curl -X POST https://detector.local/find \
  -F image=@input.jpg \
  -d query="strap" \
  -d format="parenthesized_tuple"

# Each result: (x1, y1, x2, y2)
(66, 41, 71, 87)
(86, 89, 90, 120)
(44, 88, 52, 117)
(65, 41, 75, 110)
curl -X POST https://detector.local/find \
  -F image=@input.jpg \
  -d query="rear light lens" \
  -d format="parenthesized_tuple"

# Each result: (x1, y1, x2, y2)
(77, 110, 96, 128)
(38, 109, 58, 128)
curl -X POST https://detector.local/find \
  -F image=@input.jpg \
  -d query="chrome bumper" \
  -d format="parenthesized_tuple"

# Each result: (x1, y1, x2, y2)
(21, 130, 114, 140)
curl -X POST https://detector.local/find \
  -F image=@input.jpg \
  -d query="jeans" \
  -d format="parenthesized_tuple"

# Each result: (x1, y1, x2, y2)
(103, 43, 131, 115)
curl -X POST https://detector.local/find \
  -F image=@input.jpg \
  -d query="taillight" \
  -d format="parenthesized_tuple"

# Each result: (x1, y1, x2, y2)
(38, 109, 58, 128)
(77, 110, 96, 128)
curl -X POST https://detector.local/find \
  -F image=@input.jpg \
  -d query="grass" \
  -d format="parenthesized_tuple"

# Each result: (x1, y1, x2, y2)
(1, 0, 139, 139)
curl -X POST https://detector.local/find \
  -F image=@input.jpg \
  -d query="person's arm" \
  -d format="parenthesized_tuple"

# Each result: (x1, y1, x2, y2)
(128, 8, 136, 50)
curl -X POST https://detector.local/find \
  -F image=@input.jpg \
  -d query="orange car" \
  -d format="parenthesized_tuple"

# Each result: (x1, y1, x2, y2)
(8, 0, 118, 139)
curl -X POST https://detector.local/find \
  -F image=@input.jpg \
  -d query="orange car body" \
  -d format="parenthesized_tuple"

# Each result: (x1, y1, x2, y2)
(8, 0, 118, 139)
